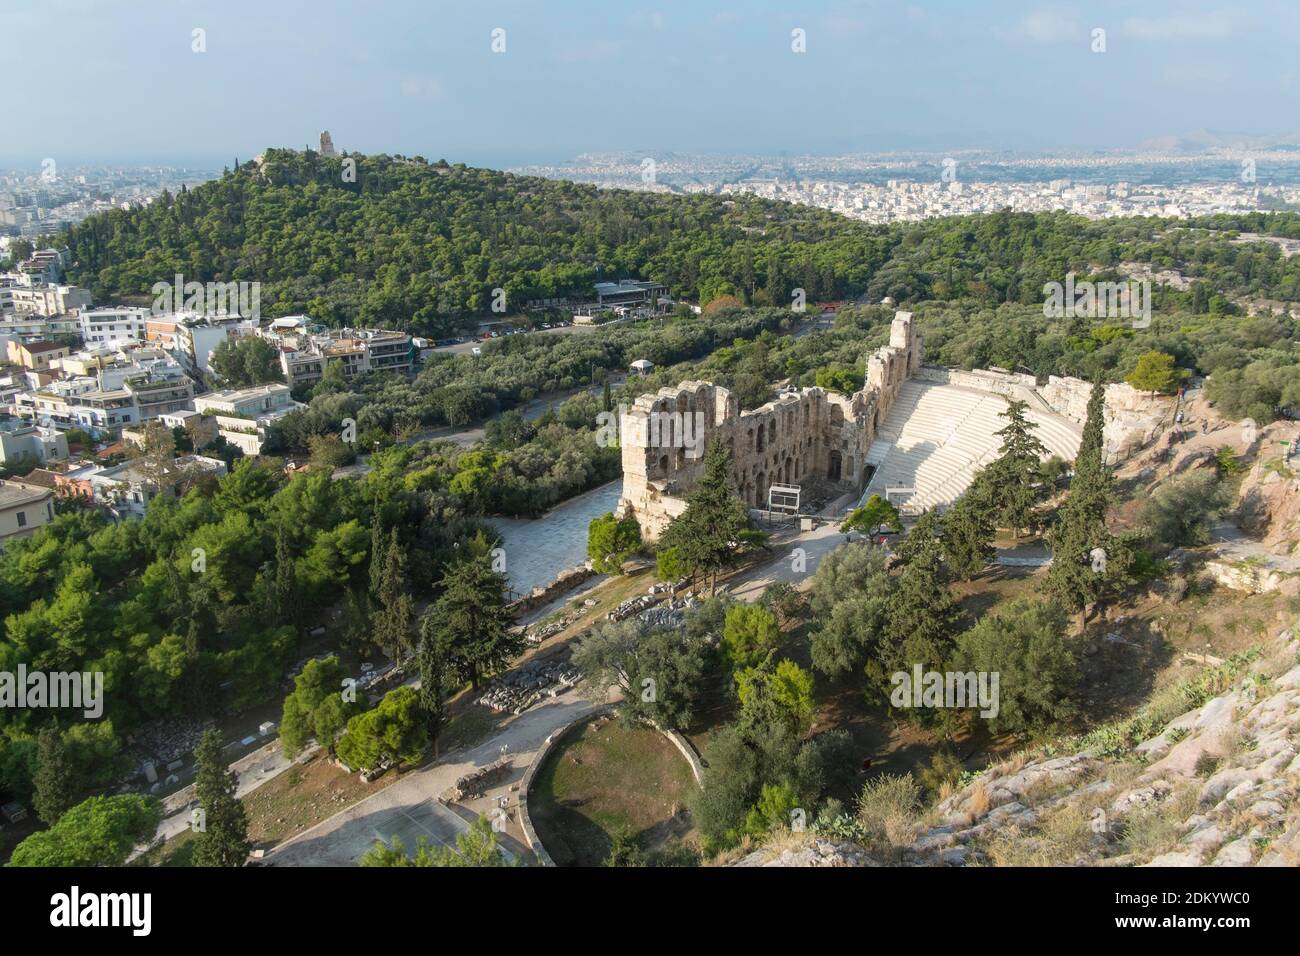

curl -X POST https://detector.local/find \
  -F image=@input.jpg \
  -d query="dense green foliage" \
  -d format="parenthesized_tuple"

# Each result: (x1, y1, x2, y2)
(60, 150, 891, 336)
(571, 616, 714, 732)
(7, 794, 160, 867)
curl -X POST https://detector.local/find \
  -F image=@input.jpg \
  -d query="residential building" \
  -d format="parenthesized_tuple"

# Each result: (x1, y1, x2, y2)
(0, 478, 55, 548)
(277, 327, 414, 387)
(89, 454, 227, 518)
(0, 421, 68, 466)
(10, 284, 91, 317)
(191, 382, 301, 454)
(17, 249, 68, 284)
(6, 339, 70, 371)
(175, 312, 258, 372)
(79, 306, 149, 347)
(0, 314, 81, 344)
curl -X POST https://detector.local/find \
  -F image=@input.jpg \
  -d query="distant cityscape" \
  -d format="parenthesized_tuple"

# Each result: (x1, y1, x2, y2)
(514, 148, 1300, 223)
(0, 162, 217, 240)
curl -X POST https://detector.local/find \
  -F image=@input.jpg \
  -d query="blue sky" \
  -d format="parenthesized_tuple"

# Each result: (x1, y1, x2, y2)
(5, 0, 1300, 166)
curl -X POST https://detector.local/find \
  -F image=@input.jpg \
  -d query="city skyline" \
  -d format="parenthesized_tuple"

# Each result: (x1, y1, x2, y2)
(4, 1, 1300, 167)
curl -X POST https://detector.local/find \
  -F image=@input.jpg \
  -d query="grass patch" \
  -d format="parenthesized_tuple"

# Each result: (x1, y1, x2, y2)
(529, 717, 698, 866)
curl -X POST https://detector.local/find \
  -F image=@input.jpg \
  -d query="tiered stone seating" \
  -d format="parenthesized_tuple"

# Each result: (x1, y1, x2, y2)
(862, 379, 1082, 514)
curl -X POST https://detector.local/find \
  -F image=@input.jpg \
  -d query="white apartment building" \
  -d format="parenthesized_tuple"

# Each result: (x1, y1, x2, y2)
(277, 328, 415, 387)
(176, 312, 259, 372)
(0, 422, 68, 466)
(10, 284, 92, 317)
(191, 382, 301, 454)
(80, 306, 149, 347)
(0, 478, 55, 548)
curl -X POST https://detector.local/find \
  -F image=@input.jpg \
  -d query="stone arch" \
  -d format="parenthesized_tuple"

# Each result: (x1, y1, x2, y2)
(827, 450, 842, 481)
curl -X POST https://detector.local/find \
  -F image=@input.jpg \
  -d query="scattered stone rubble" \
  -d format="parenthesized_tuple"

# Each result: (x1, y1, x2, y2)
(443, 755, 513, 803)
(477, 658, 582, 714)
(125, 717, 213, 769)
(608, 594, 657, 621)
(637, 595, 698, 630)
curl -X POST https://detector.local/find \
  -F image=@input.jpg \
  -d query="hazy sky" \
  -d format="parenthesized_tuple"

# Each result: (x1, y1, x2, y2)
(5, 0, 1300, 167)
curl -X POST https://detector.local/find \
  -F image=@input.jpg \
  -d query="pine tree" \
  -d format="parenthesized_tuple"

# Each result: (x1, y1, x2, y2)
(660, 441, 750, 595)
(32, 727, 79, 825)
(874, 512, 961, 693)
(191, 728, 250, 867)
(986, 399, 1049, 537)
(427, 552, 521, 691)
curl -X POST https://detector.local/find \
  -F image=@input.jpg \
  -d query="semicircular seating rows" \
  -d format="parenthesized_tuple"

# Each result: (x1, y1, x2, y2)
(861, 379, 1083, 515)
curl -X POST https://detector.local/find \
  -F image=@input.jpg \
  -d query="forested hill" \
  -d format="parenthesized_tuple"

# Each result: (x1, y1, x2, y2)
(59, 149, 891, 334)
(56, 148, 1300, 337)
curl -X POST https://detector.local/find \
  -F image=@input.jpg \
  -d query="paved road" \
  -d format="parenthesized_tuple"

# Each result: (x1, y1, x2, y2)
(1210, 522, 1300, 573)
(264, 692, 598, 867)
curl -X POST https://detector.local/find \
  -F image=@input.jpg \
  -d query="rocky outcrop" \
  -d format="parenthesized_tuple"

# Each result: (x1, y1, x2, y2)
(734, 838, 878, 867)
(1236, 442, 1300, 559)
(744, 625, 1300, 867)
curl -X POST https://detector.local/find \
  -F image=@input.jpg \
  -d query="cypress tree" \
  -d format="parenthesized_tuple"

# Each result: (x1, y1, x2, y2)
(985, 399, 1049, 537)
(373, 528, 415, 660)
(941, 477, 997, 579)
(660, 441, 750, 595)
(32, 727, 79, 826)
(416, 621, 449, 755)
(191, 728, 251, 867)
(1046, 380, 1118, 622)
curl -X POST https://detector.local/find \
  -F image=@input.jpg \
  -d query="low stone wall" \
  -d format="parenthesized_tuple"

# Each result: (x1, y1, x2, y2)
(518, 706, 616, 866)
(658, 726, 705, 785)
(507, 563, 598, 617)
(518, 706, 704, 866)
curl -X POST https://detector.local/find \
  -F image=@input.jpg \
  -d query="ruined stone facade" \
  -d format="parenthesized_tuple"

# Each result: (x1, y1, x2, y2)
(616, 311, 921, 540)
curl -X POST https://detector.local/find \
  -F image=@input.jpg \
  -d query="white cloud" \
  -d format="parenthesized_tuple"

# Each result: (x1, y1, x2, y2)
(1020, 9, 1080, 43)
(399, 76, 444, 100)
(1123, 12, 1233, 40)
(1161, 63, 1231, 85)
